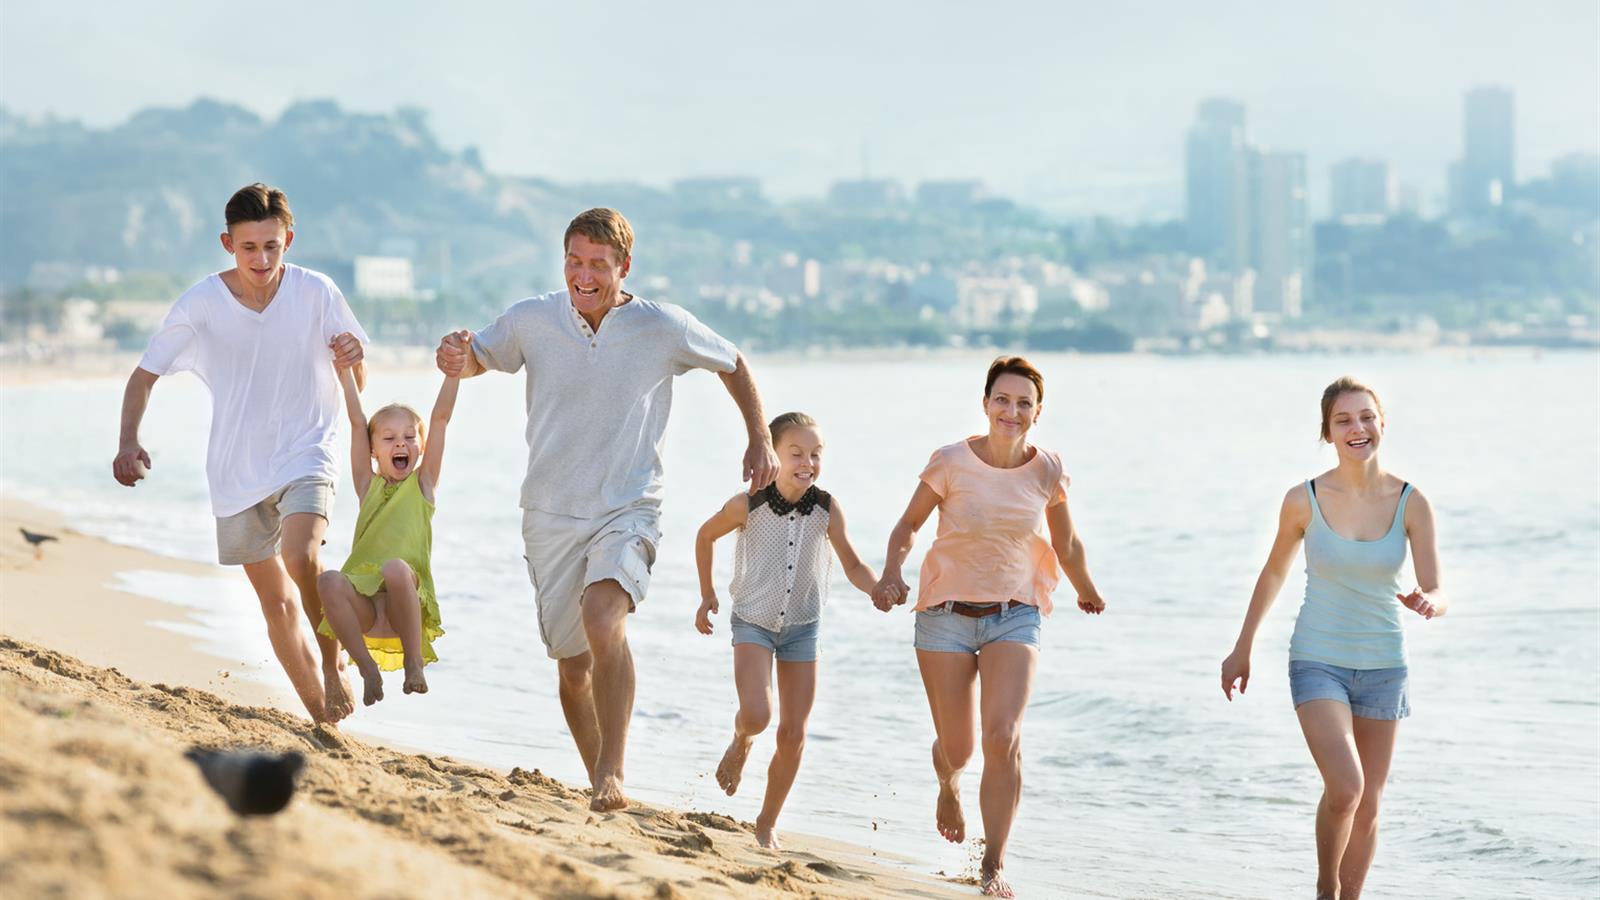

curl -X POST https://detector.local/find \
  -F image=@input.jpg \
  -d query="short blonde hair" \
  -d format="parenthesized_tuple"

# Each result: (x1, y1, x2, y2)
(564, 208, 634, 263)
(1319, 376, 1383, 442)
(367, 404, 425, 443)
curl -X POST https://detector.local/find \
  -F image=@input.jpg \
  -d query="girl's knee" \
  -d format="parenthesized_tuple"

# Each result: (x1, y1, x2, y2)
(380, 558, 413, 582)
(938, 736, 975, 771)
(775, 722, 806, 753)
(981, 723, 1022, 761)
(1325, 775, 1365, 815)
(739, 704, 772, 736)
(317, 571, 348, 597)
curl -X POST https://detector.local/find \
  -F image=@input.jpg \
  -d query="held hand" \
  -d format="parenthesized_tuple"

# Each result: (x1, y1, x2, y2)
(1220, 649, 1250, 702)
(871, 574, 910, 612)
(1398, 587, 1437, 619)
(329, 332, 364, 369)
(1077, 590, 1106, 615)
(743, 438, 779, 495)
(695, 597, 719, 635)
(436, 331, 472, 377)
(112, 444, 152, 486)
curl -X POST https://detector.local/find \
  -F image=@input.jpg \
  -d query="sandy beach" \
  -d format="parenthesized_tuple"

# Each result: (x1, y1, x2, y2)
(0, 496, 969, 899)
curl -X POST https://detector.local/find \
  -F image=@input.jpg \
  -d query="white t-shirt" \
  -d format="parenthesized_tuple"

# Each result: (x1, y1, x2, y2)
(471, 291, 739, 518)
(138, 264, 369, 517)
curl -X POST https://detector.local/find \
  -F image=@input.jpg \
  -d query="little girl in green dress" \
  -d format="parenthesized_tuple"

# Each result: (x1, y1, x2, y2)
(317, 341, 462, 713)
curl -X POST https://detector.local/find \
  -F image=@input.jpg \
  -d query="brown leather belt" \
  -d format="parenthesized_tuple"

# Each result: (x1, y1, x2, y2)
(949, 600, 1027, 618)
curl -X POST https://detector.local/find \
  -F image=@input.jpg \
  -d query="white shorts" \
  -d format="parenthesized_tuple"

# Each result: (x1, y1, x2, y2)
(521, 502, 660, 659)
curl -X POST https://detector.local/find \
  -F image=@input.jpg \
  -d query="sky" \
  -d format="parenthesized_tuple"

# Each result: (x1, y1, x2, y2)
(2, 0, 1596, 217)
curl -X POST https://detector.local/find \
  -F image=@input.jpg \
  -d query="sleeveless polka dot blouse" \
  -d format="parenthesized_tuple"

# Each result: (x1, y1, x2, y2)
(728, 485, 834, 631)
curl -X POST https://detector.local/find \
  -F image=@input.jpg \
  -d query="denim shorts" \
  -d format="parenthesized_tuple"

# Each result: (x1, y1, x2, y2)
(1289, 659, 1411, 720)
(913, 602, 1041, 654)
(730, 613, 820, 663)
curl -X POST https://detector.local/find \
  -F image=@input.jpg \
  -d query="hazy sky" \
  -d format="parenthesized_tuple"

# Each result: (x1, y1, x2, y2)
(3, 1, 1596, 215)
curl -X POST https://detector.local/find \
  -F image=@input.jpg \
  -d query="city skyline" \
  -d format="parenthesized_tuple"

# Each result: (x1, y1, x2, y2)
(2, 1, 1596, 219)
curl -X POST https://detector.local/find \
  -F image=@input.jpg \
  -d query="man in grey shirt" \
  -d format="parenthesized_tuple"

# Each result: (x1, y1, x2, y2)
(436, 208, 778, 811)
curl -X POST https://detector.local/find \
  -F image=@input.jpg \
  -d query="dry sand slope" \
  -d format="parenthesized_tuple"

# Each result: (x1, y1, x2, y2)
(0, 638, 963, 899)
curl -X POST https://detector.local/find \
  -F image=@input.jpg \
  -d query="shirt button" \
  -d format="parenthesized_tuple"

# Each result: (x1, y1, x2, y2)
(789, 541, 794, 546)
(787, 565, 793, 569)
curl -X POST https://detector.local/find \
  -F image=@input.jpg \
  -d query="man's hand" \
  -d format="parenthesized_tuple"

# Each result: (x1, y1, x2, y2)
(330, 332, 364, 369)
(437, 330, 473, 377)
(743, 438, 779, 494)
(113, 444, 152, 486)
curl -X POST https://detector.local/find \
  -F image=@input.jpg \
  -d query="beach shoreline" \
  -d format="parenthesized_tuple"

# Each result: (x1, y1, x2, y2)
(0, 494, 967, 898)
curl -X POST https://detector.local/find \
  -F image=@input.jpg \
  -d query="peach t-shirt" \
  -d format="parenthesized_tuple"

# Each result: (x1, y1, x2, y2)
(915, 438, 1071, 615)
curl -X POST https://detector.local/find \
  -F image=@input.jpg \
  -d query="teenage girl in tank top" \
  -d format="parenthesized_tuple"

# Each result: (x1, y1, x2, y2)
(1220, 376, 1448, 900)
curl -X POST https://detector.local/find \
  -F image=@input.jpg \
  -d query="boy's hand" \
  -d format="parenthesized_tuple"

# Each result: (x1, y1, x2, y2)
(330, 332, 364, 369)
(695, 597, 719, 635)
(436, 331, 472, 377)
(113, 444, 152, 486)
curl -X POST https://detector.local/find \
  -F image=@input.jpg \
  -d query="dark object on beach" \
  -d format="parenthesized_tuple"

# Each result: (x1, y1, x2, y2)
(18, 527, 58, 560)
(185, 748, 306, 816)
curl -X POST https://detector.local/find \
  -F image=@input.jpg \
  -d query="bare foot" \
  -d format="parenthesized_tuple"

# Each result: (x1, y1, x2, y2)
(715, 735, 754, 796)
(358, 665, 384, 707)
(935, 776, 965, 843)
(980, 862, 1013, 898)
(402, 660, 428, 695)
(590, 772, 629, 812)
(754, 820, 781, 850)
(323, 667, 355, 721)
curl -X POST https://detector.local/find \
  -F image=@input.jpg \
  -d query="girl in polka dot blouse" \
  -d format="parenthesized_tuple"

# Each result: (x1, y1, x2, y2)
(694, 411, 888, 850)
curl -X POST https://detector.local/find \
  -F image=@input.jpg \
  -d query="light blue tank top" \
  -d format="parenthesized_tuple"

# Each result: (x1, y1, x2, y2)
(1288, 479, 1414, 669)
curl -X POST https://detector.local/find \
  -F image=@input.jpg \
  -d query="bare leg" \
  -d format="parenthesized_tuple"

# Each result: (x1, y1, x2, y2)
(581, 580, 635, 812)
(281, 513, 352, 721)
(916, 648, 979, 845)
(718, 644, 774, 796)
(557, 653, 602, 784)
(378, 559, 428, 695)
(241, 557, 327, 721)
(316, 571, 382, 707)
(1339, 717, 1400, 900)
(1297, 700, 1365, 900)
(754, 659, 816, 850)
(976, 642, 1037, 899)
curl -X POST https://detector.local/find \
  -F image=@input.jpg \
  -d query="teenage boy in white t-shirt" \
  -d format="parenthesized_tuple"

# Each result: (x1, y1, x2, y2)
(112, 183, 370, 724)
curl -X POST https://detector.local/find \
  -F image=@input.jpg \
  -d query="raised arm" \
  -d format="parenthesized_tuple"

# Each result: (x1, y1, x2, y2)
(694, 494, 749, 634)
(1045, 497, 1106, 614)
(871, 482, 942, 610)
(112, 368, 160, 486)
(338, 366, 373, 499)
(1220, 486, 1311, 701)
(824, 499, 881, 601)
(1399, 488, 1447, 619)
(716, 353, 778, 494)
(330, 331, 367, 391)
(418, 373, 461, 502)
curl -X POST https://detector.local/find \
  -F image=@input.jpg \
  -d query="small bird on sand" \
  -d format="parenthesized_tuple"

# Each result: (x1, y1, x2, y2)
(18, 527, 58, 560)
(185, 748, 306, 816)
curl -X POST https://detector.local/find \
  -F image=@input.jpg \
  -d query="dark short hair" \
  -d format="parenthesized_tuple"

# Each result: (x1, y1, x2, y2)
(225, 183, 294, 231)
(984, 356, 1045, 404)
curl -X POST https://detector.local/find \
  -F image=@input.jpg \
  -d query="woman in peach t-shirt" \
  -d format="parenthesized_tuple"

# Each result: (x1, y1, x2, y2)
(873, 356, 1107, 900)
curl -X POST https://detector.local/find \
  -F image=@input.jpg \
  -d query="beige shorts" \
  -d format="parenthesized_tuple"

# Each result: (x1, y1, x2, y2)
(521, 502, 659, 660)
(216, 476, 335, 565)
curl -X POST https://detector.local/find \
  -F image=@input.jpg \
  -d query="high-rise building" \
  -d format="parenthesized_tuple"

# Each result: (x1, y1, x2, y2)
(1330, 158, 1397, 221)
(1452, 87, 1515, 214)
(1184, 100, 1310, 319)
(1185, 98, 1251, 271)
(1250, 151, 1312, 318)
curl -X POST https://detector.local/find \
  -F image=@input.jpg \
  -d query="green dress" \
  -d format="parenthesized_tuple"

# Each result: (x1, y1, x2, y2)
(317, 470, 443, 670)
